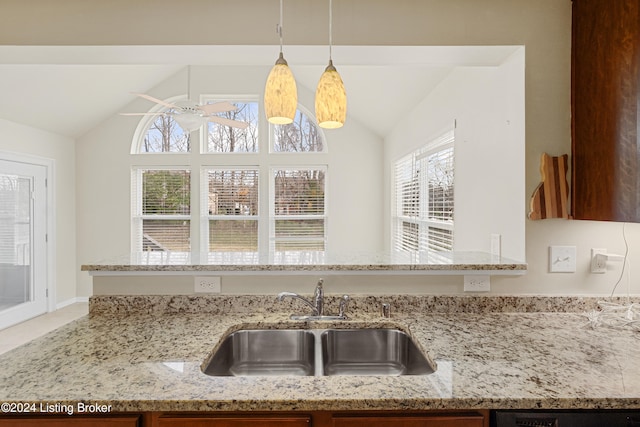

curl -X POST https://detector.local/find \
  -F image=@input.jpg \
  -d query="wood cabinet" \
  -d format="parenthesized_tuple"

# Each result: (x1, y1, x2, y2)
(0, 411, 488, 427)
(149, 411, 487, 427)
(332, 413, 486, 427)
(0, 416, 141, 426)
(571, 0, 640, 222)
(154, 414, 310, 427)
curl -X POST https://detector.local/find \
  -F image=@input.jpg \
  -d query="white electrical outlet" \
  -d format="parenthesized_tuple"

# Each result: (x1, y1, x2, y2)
(464, 275, 491, 292)
(590, 248, 607, 274)
(549, 246, 577, 273)
(194, 276, 221, 293)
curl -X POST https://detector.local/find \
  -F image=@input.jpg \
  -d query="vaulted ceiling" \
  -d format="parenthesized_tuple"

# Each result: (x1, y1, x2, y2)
(0, 45, 520, 139)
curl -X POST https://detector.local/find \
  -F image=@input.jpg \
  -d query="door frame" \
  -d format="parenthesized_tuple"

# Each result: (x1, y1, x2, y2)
(0, 150, 56, 315)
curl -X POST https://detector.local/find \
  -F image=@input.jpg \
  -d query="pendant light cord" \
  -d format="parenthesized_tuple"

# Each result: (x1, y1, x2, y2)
(329, 0, 333, 61)
(278, 0, 284, 54)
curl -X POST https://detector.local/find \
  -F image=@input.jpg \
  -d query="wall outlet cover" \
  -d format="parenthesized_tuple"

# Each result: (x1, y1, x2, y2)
(590, 248, 607, 274)
(464, 275, 491, 292)
(549, 245, 577, 273)
(194, 276, 221, 293)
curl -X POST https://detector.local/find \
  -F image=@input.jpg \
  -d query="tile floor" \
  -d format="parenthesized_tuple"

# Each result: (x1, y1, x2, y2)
(0, 302, 89, 355)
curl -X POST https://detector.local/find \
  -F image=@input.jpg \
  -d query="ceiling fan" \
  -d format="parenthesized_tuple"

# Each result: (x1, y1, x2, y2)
(121, 67, 249, 132)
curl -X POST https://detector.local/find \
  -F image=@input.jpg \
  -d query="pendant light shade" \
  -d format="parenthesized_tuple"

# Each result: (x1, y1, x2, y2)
(315, 59, 346, 129)
(315, 0, 346, 129)
(265, 52, 298, 125)
(264, 0, 297, 125)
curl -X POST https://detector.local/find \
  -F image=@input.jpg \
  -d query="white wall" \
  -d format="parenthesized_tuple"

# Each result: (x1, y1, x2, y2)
(0, 119, 77, 305)
(76, 65, 384, 297)
(384, 49, 525, 261)
(5, 0, 640, 298)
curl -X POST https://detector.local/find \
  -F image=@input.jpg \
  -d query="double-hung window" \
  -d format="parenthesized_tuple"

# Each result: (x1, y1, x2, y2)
(131, 168, 191, 256)
(271, 167, 326, 252)
(202, 168, 259, 260)
(131, 94, 327, 260)
(393, 130, 455, 258)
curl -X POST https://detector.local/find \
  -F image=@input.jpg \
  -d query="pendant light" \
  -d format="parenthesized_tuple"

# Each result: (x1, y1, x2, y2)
(264, 0, 297, 125)
(315, 0, 347, 129)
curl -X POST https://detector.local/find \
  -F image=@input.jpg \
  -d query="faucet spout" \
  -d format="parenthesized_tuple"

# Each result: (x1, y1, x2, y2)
(276, 292, 319, 315)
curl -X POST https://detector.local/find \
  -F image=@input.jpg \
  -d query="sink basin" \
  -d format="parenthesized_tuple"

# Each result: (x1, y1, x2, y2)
(321, 329, 435, 376)
(202, 329, 316, 376)
(202, 328, 435, 377)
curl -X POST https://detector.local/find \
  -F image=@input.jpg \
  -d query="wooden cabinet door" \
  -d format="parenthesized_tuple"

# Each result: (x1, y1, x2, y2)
(0, 417, 140, 426)
(332, 414, 485, 427)
(571, 0, 640, 222)
(157, 415, 310, 427)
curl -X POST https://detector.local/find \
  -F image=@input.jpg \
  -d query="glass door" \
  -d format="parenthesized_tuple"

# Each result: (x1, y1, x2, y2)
(0, 159, 48, 330)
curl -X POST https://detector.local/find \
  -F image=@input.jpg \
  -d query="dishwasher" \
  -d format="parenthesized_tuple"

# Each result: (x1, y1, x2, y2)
(493, 410, 640, 426)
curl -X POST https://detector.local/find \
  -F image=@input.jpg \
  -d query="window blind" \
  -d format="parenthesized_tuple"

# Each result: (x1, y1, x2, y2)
(393, 130, 454, 256)
(132, 169, 191, 252)
(272, 168, 326, 251)
(0, 174, 31, 265)
(204, 168, 259, 252)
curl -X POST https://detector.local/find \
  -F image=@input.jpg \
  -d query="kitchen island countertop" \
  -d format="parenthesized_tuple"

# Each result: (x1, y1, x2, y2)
(0, 296, 639, 413)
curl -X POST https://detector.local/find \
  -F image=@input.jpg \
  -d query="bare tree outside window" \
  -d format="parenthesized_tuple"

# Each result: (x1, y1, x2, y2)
(273, 110, 324, 152)
(142, 113, 190, 153)
(207, 102, 259, 153)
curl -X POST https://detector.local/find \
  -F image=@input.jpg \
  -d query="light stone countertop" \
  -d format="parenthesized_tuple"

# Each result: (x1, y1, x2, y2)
(0, 296, 639, 413)
(80, 251, 527, 274)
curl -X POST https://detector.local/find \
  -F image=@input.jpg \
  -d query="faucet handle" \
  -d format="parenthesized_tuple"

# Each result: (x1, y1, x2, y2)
(381, 302, 391, 318)
(338, 294, 350, 318)
(313, 278, 324, 316)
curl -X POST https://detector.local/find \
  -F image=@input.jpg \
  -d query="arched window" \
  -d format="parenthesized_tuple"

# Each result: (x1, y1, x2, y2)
(131, 96, 191, 154)
(131, 95, 327, 260)
(205, 100, 260, 153)
(141, 114, 191, 153)
(272, 106, 325, 153)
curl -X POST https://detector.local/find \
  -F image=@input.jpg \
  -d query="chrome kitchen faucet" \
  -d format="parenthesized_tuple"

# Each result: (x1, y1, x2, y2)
(277, 279, 349, 320)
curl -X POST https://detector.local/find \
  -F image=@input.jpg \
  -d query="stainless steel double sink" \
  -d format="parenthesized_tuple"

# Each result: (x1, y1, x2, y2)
(202, 328, 436, 376)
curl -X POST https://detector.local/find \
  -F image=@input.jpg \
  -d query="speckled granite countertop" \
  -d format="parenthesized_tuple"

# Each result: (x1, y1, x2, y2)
(0, 295, 639, 413)
(80, 251, 527, 274)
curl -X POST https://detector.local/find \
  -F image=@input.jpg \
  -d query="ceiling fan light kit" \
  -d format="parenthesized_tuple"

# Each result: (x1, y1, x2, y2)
(122, 71, 249, 133)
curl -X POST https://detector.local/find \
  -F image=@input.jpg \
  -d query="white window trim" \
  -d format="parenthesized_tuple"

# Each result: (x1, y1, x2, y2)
(130, 166, 191, 253)
(269, 165, 328, 253)
(200, 166, 260, 255)
(130, 93, 329, 260)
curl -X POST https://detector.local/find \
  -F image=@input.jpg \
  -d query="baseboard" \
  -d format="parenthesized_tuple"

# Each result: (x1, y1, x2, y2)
(56, 296, 89, 310)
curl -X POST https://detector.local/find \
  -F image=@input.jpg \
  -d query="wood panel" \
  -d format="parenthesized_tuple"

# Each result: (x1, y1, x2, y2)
(571, 0, 640, 222)
(0, 416, 140, 427)
(156, 415, 310, 427)
(332, 414, 485, 427)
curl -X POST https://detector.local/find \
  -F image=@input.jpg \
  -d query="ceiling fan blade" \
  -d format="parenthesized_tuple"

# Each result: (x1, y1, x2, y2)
(207, 116, 250, 129)
(120, 112, 164, 116)
(199, 102, 238, 114)
(131, 92, 179, 109)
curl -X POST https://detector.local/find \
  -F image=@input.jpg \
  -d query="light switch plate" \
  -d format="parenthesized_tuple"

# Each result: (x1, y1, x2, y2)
(549, 245, 577, 273)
